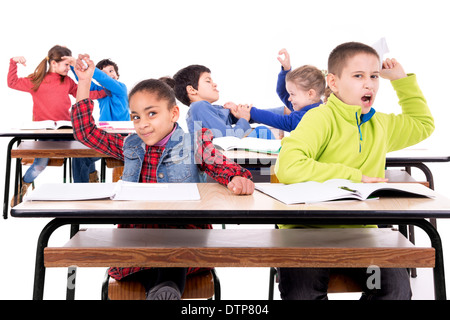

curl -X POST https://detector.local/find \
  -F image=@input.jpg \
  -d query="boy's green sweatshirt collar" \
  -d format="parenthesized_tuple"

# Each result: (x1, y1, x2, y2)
(326, 93, 376, 153)
(326, 93, 376, 125)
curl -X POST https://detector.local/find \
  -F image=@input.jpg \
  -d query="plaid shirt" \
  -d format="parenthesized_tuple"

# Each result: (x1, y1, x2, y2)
(72, 99, 252, 280)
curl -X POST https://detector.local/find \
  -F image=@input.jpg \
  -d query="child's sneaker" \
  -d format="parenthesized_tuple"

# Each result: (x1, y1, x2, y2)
(146, 281, 181, 300)
(89, 170, 99, 183)
(10, 180, 33, 206)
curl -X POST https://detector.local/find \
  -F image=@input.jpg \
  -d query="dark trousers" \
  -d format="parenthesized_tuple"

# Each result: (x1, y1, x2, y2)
(278, 267, 412, 300)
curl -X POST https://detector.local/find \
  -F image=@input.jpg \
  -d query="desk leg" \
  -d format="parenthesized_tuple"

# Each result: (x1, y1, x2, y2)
(33, 219, 68, 300)
(100, 158, 106, 182)
(412, 219, 446, 300)
(3, 137, 21, 219)
(386, 162, 437, 228)
(66, 224, 80, 300)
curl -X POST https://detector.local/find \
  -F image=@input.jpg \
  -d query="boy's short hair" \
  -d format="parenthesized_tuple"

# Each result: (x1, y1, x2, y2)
(328, 42, 379, 77)
(96, 59, 120, 78)
(172, 64, 211, 106)
(129, 78, 177, 109)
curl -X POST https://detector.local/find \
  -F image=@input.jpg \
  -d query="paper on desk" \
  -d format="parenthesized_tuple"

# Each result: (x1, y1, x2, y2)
(111, 181, 201, 201)
(24, 183, 117, 201)
(24, 181, 201, 201)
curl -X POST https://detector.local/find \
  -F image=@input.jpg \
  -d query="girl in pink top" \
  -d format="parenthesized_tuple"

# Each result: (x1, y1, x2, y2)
(8, 45, 106, 205)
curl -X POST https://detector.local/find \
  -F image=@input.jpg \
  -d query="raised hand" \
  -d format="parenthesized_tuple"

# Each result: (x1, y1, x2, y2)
(73, 54, 95, 81)
(12, 56, 27, 66)
(380, 58, 407, 81)
(74, 54, 95, 102)
(277, 48, 291, 71)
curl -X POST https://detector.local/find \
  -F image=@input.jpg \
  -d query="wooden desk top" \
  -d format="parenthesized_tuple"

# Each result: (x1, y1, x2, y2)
(11, 140, 108, 158)
(11, 183, 450, 220)
(44, 228, 434, 269)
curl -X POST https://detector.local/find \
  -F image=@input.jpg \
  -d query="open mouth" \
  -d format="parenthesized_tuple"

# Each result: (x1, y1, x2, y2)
(361, 94, 373, 107)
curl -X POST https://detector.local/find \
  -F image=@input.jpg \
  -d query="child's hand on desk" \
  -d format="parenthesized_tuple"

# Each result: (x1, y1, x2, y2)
(380, 58, 407, 81)
(362, 175, 389, 183)
(12, 56, 27, 66)
(228, 176, 255, 195)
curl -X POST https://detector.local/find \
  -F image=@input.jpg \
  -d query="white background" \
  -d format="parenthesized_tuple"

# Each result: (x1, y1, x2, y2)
(0, 0, 449, 300)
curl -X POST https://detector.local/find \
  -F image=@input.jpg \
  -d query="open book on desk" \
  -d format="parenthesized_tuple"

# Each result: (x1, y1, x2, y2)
(213, 136, 281, 154)
(24, 181, 201, 201)
(19, 120, 72, 130)
(255, 179, 436, 205)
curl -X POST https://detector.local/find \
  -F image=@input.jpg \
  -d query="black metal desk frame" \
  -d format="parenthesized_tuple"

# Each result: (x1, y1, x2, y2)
(11, 207, 448, 301)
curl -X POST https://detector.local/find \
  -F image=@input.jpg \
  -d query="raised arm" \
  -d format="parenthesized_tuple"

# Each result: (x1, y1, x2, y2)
(7, 57, 33, 92)
(71, 55, 125, 160)
(276, 49, 294, 112)
(194, 128, 254, 195)
(73, 54, 95, 102)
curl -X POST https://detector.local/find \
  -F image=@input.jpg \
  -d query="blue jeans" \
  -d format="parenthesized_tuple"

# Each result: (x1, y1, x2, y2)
(278, 267, 412, 300)
(72, 157, 100, 183)
(23, 158, 49, 184)
(23, 138, 71, 184)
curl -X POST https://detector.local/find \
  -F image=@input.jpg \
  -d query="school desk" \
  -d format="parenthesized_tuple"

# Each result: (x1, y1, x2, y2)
(0, 128, 133, 219)
(386, 148, 450, 190)
(11, 183, 450, 300)
(222, 148, 450, 187)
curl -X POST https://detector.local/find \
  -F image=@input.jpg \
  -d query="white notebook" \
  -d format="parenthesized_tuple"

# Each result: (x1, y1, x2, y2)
(255, 179, 435, 205)
(24, 181, 201, 201)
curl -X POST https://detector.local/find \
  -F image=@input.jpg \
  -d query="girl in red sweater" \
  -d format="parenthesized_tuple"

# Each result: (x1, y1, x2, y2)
(8, 45, 106, 205)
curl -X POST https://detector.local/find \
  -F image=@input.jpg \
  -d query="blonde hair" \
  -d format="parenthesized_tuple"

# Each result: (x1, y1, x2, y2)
(286, 65, 326, 99)
(28, 45, 72, 91)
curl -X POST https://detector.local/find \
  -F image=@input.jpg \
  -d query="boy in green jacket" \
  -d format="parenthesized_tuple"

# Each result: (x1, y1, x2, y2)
(275, 42, 434, 300)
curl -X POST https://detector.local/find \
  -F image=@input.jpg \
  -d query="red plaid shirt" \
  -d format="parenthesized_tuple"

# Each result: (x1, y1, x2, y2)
(72, 99, 252, 280)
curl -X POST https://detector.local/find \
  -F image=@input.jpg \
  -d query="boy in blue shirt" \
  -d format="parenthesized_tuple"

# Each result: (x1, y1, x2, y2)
(170, 64, 284, 138)
(90, 59, 129, 121)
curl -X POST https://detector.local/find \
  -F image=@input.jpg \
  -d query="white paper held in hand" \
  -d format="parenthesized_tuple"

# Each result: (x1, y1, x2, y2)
(372, 37, 390, 68)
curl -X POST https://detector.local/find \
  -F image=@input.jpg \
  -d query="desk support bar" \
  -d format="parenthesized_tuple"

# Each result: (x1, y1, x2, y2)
(3, 137, 21, 219)
(386, 162, 435, 190)
(32, 217, 446, 300)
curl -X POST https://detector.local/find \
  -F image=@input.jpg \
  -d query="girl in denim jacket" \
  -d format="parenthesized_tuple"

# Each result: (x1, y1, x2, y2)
(71, 54, 254, 300)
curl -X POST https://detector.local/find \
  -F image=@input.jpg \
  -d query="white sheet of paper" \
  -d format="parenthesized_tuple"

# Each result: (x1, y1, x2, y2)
(112, 181, 201, 201)
(24, 181, 201, 201)
(24, 183, 117, 201)
(372, 37, 390, 67)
